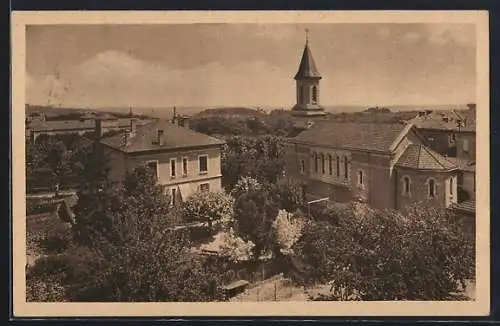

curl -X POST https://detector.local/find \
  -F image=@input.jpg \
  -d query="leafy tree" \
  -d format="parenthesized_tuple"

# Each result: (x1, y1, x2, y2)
(182, 190, 234, 230)
(271, 179, 306, 213)
(233, 189, 280, 259)
(230, 176, 263, 199)
(31, 167, 228, 302)
(292, 203, 475, 301)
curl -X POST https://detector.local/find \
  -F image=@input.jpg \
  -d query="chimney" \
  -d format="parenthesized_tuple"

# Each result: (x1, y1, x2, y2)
(178, 116, 190, 129)
(157, 129, 164, 146)
(130, 118, 137, 135)
(467, 103, 476, 111)
(94, 119, 102, 140)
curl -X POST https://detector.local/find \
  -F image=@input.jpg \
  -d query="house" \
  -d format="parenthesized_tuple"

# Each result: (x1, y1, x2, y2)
(408, 109, 464, 157)
(27, 117, 155, 143)
(99, 118, 226, 202)
(284, 121, 459, 211)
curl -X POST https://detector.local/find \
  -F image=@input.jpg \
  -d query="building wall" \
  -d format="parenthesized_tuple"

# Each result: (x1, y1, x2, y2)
(394, 167, 458, 211)
(418, 129, 456, 156)
(456, 132, 476, 161)
(296, 79, 320, 106)
(460, 170, 476, 201)
(104, 145, 223, 199)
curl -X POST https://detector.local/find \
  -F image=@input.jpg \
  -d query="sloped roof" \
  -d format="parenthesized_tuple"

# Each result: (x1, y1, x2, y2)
(396, 144, 457, 171)
(451, 200, 476, 214)
(289, 121, 409, 153)
(409, 110, 463, 131)
(101, 119, 225, 153)
(446, 157, 476, 172)
(294, 41, 321, 79)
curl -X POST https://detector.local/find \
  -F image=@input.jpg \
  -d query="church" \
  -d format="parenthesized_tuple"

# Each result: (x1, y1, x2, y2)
(284, 36, 460, 212)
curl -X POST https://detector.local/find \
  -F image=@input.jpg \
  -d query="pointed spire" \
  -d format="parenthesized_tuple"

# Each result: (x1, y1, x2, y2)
(294, 31, 321, 80)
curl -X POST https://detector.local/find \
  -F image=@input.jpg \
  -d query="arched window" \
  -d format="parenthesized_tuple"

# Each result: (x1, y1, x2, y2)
(357, 169, 364, 186)
(428, 178, 436, 198)
(344, 155, 349, 179)
(312, 86, 318, 104)
(313, 152, 318, 173)
(299, 86, 304, 104)
(320, 153, 325, 174)
(449, 177, 454, 195)
(403, 176, 410, 195)
(328, 154, 333, 175)
(336, 155, 340, 177)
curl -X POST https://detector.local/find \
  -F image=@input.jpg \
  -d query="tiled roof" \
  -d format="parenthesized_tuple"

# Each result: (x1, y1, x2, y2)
(289, 121, 408, 153)
(409, 110, 463, 131)
(446, 157, 476, 172)
(451, 200, 476, 214)
(101, 119, 225, 153)
(294, 41, 321, 79)
(396, 144, 457, 171)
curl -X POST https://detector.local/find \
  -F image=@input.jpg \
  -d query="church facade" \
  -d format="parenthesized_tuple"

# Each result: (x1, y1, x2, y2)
(284, 37, 460, 212)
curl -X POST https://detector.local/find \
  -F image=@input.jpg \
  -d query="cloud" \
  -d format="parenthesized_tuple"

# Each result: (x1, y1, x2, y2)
(27, 50, 294, 108)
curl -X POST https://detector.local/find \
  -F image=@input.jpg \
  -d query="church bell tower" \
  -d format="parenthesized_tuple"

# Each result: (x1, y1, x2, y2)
(291, 31, 326, 117)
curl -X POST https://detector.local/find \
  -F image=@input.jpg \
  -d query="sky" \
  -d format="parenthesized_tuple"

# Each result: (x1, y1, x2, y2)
(26, 23, 476, 108)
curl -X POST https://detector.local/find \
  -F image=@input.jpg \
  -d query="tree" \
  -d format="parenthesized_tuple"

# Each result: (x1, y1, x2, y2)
(182, 190, 234, 230)
(230, 176, 263, 199)
(233, 189, 280, 259)
(271, 179, 306, 213)
(32, 167, 228, 302)
(292, 203, 475, 301)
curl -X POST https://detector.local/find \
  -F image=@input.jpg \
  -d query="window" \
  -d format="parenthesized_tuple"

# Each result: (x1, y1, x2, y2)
(146, 161, 158, 181)
(463, 139, 469, 152)
(403, 176, 410, 195)
(451, 133, 456, 141)
(320, 154, 325, 174)
(428, 179, 436, 198)
(357, 169, 364, 186)
(312, 86, 318, 104)
(171, 188, 176, 206)
(313, 152, 318, 173)
(344, 156, 349, 179)
(199, 155, 208, 174)
(328, 154, 333, 175)
(336, 155, 340, 177)
(170, 158, 176, 178)
(299, 86, 304, 104)
(300, 159, 305, 174)
(200, 183, 210, 193)
(182, 157, 188, 176)
(449, 177, 454, 195)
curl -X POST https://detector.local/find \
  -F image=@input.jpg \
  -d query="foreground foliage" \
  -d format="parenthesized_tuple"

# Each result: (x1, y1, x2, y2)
(292, 202, 475, 301)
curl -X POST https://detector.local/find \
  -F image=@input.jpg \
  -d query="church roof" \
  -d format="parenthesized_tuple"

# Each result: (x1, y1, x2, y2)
(294, 41, 322, 79)
(395, 144, 457, 171)
(288, 121, 409, 153)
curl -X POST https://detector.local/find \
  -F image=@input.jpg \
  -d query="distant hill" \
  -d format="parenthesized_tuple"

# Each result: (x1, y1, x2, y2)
(194, 107, 266, 118)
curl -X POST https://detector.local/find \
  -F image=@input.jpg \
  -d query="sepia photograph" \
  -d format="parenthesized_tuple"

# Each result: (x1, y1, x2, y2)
(11, 11, 490, 317)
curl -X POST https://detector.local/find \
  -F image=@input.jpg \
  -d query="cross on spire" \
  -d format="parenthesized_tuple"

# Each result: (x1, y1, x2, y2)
(305, 28, 309, 43)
